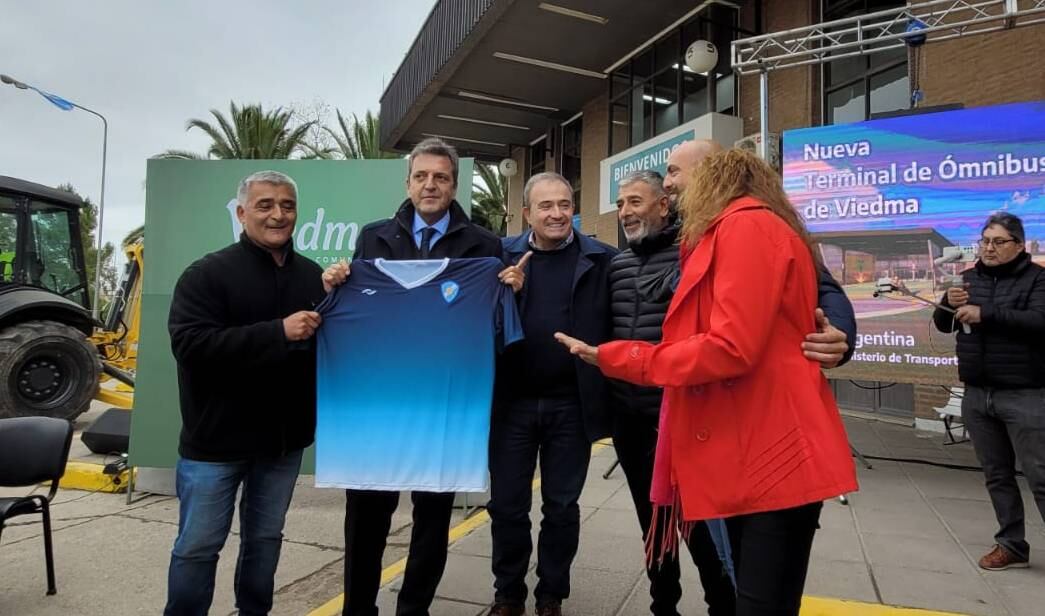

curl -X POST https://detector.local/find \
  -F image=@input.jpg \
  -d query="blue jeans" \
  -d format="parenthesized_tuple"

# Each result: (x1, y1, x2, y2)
(164, 450, 303, 616)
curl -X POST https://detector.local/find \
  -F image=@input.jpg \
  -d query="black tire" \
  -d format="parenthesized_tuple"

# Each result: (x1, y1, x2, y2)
(0, 320, 100, 420)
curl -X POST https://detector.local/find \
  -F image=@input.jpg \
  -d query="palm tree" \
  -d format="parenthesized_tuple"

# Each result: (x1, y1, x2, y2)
(123, 225, 144, 246)
(472, 164, 508, 236)
(311, 110, 398, 160)
(156, 102, 314, 159)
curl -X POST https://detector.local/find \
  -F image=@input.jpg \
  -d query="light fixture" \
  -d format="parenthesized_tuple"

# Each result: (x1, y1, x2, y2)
(457, 90, 559, 112)
(642, 94, 673, 105)
(421, 132, 506, 147)
(493, 52, 606, 79)
(538, 2, 609, 25)
(685, 40, 719, 74)
(604, 0, 740, 74)
(436, 114, 531, 131)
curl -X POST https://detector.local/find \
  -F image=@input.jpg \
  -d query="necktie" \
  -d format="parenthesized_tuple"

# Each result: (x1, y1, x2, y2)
(420, 227, 437, 259)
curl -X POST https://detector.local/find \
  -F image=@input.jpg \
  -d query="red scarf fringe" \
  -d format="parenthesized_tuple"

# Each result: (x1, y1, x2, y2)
(644, 492, 695, 568)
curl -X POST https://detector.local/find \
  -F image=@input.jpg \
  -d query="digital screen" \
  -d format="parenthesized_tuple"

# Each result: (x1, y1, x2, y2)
(783, 101, 1045, 384)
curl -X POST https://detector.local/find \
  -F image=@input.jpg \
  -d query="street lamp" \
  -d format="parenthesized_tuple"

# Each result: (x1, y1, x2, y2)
(1, 73, 108, 321)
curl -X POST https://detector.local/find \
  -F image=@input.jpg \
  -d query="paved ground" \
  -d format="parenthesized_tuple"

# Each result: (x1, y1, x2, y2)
(2, 414, 1043, 615)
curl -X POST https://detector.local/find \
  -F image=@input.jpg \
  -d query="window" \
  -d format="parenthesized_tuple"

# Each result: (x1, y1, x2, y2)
(823, 0, 910, 124)
(0, 196, 17, 282)
(27, 201, 86, 306)
(527, 137, 547, 180)
(561, 116, 583, 207)
(607, 4, 743, 154)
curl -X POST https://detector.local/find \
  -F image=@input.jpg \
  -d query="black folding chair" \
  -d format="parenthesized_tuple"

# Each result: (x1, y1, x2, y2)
(0, 417, 74, 595)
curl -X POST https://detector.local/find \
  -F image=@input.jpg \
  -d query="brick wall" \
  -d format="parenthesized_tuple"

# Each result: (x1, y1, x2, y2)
(919, 25, 1045, 108)
(738, 0, 820, 137)
(579, 93, 621, 244)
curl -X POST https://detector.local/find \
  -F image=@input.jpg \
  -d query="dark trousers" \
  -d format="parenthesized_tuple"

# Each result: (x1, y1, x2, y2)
(962, 386, 1045, 561)
(342, 489, 455, 616)
(613, 411, 736, 616)
(726, 502, 822, 616)
(488, 396, 591, 607)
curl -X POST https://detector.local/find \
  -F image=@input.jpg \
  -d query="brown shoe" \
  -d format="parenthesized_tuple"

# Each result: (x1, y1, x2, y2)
(535, 605, 562, 616)
(487, 604, 525, 616)
(978, 544, 1029, 570)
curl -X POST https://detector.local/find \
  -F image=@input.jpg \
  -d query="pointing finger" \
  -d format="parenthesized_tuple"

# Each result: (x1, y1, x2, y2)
(515, 251, 533, 270)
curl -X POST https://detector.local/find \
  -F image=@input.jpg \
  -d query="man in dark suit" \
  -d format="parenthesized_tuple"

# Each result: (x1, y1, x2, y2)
(321, 138, 525, 616)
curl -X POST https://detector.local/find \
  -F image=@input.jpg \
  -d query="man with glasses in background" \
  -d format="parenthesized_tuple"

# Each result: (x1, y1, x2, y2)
(934, 212, 1045, 571)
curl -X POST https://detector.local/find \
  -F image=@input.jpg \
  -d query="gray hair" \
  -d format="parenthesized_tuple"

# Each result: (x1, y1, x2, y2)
(618, 170, 666, 198)
(523, 172, 574, 208)
(237, 170, 298, 205)
(983, 211, 1025, 243)
(408, 137, 459, 186)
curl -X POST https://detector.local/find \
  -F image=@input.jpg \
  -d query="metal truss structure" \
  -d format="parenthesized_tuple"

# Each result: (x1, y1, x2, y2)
(732, 0, 1045, 74)
(729, 0, 1045, 155)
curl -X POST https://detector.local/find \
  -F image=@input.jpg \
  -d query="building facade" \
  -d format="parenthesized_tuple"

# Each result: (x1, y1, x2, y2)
(379, 0, 1045, 421)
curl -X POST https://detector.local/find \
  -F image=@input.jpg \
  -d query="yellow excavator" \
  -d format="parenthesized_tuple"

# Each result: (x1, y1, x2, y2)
(0, 175, 139, 421)
(92, 237, 141, 410)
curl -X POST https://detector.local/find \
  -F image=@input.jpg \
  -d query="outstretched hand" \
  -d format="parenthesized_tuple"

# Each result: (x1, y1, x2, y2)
(554, 332, 599, 366)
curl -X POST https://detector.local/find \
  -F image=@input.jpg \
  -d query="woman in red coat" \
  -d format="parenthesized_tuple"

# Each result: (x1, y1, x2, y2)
(556, 149, 857, 615)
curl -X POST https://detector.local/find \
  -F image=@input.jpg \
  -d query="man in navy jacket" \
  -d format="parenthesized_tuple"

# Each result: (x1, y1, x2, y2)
(487, 172, 617, 616)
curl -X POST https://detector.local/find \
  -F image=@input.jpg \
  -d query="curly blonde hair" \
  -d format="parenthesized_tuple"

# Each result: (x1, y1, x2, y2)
(678, 148, 819, 266)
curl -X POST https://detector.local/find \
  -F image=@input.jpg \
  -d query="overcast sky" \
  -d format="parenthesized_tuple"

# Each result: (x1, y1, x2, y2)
(1, 0, 433, 250)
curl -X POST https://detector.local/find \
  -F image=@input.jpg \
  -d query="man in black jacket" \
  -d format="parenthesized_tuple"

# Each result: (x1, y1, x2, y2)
(320, 137, 525, 616)
(610, 157, 857, 616)
(487, 172, 617, 616)
(933, 212, 1045, 571)
(610, 169, 736, 616)
(165, 170, 325, 616)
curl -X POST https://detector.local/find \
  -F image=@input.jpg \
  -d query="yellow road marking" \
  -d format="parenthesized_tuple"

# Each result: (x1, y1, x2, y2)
(801, 596, 969, 615)
(49, 461, 130, 493)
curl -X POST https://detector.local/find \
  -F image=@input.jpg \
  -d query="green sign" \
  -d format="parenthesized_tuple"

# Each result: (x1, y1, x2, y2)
(598, 113, 744, 214)
(606, 132, 693, 205)
(130, 158, 474, 470)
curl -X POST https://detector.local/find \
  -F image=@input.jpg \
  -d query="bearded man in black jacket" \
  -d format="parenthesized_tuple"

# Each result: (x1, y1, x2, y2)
(165, 170, 326, 616)
(609, 170, 736, 616)
(934, 212, 1045, 572)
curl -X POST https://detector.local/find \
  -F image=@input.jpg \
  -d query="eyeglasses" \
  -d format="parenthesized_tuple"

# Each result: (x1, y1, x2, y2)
(979, 237, 1018, 248)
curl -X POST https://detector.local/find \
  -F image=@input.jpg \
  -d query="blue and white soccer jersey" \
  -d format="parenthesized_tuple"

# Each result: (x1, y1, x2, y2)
(315, 257, 523, 492)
